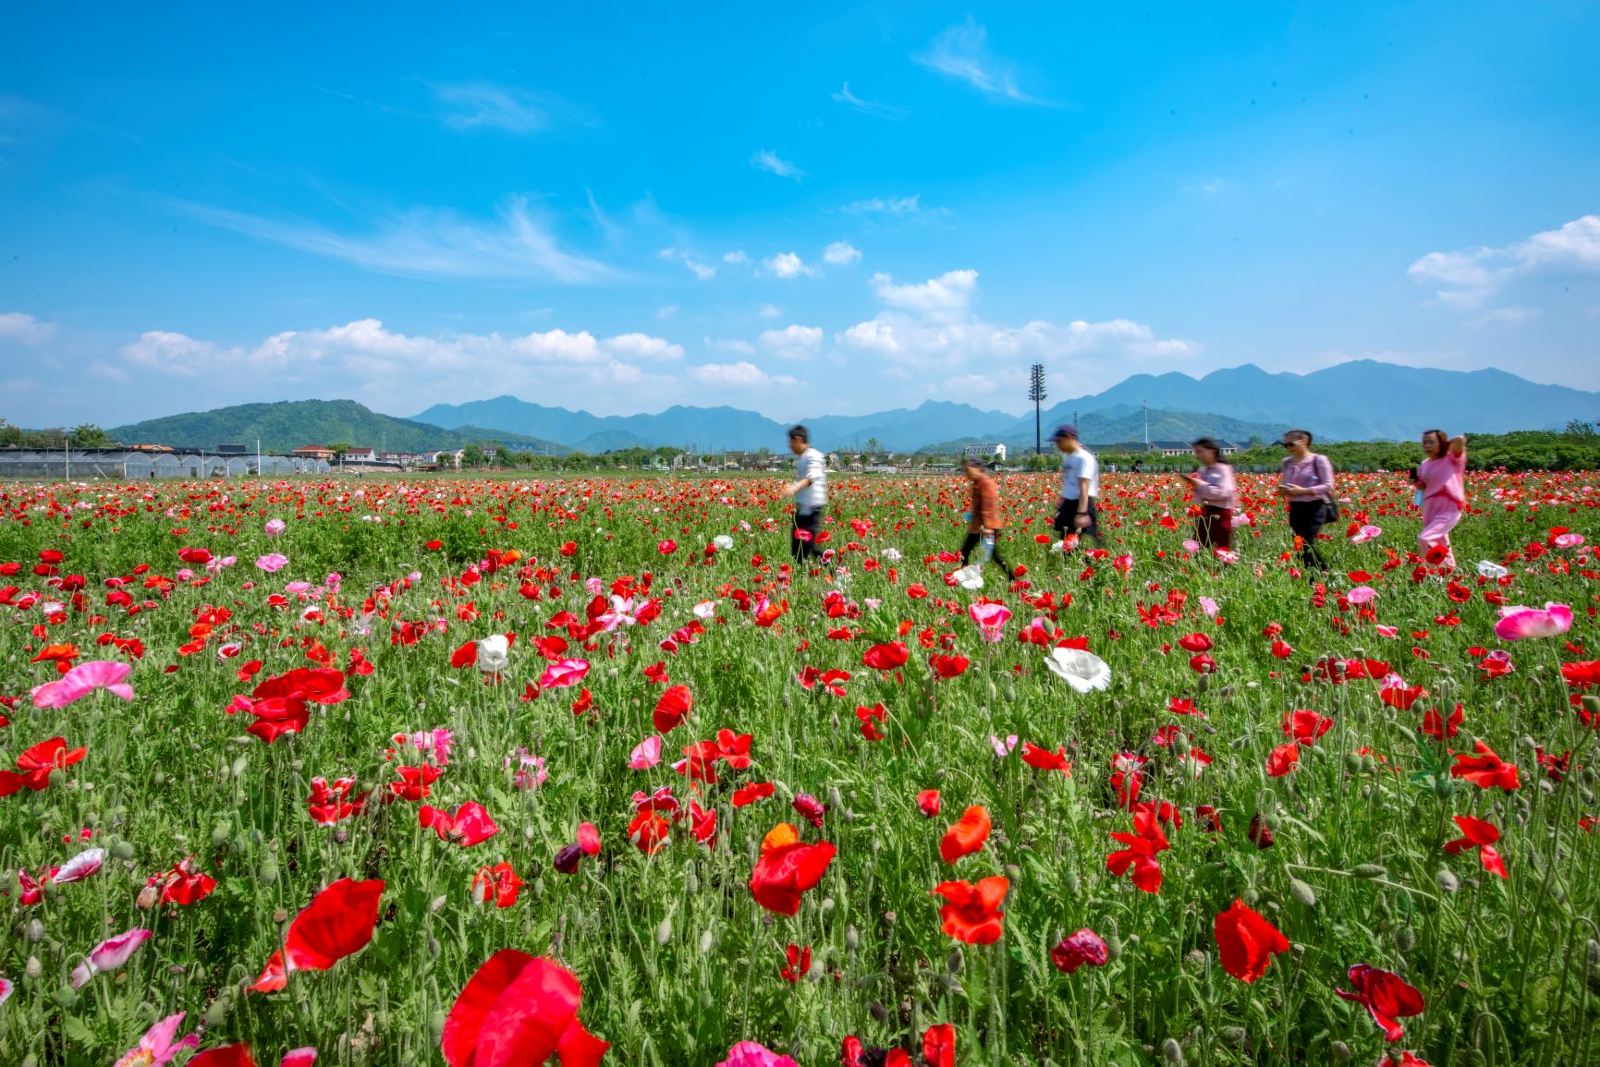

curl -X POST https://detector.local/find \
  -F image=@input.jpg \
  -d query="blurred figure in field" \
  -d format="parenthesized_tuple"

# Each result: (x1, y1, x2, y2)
(1416, 428, 1467, 568)
(1182, 437, 1235, 553)
(1275, 429, 1334, 570)
(959, 456, 1013, 577)
(1051, 424, 1099, 548)
(783, 425, 827, 564)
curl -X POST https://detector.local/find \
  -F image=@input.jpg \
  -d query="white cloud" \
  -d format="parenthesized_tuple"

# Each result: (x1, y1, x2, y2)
(432, 82, 552, 134)
(945, 373, 998, 396)
(752, 150, 804, 180)
(172, 196, 615, 284)
(1471, 306, 1540, 328)
(913, 18, 1056, 107)
(758, 324, 823, 361)
(603, 332, 685, 360)
(842, 195, 925, 217)
(763, 252, 818, 279)
(823, 241, 862, 266)
(1409, 215, 1600, 308)
(723, 250, 751, 266)
(707, 337, 758, 355)
(870, 269, 977, 315)
(831, 83, 906, 119)
(837, 269, 1195, 376)
(758, 303, 782, 319)
(655, 304, 678, 320)
(0, 311, 56, 344)
(660, 246, 716, 280)
(691, 362, 798, 389)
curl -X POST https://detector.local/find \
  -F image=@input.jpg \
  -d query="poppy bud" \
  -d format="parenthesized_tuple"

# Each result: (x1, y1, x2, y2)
(1330, 1041, 1351, 1061)
(1584, 695, 1600, 714)
(656, 916, 673, 944)
(1184, 949, 1207, 968)
(232, 756, 249, 778)
(1396, 926, 1415, 952)
(553, 843, 583, 874)
(846, 925, 860, 953)
(1588, 940, 1600, 965)
(273, 908, 288, 923)
(1161, 1038, 1185, 1065)
(259, 857, 279, 883)
(947, 948, 964, 973)
(1352, 864, 1387, 879)
(136, 885, 160, 910)
(699, 929, 716, 954)
(1288, 879, 1317, 907)
(204, 993, 232, 1028)
(25, 919, 44, 943)
(869, 1001, 889, 1024)
(882, 910, 897, 927)
(1434, 867, 1459, 893)
(25, 955, 42, 979)
(111, 840, 136, 861)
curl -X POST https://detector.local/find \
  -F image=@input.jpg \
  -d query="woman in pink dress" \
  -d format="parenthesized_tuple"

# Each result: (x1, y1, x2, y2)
(1415, 428, 1467, 567)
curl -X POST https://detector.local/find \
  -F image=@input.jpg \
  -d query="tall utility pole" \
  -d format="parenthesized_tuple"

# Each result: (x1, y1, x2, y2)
(1142, 401, 1150, 449)
(1028, 363, 1047, 455)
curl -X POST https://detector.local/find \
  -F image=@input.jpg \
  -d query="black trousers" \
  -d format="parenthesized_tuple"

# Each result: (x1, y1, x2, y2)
(960, 531, 1012, 575)
(792, 508, 824, 562)
(1287, 500, 1328, 569)
(1052, 497, 1099, 539)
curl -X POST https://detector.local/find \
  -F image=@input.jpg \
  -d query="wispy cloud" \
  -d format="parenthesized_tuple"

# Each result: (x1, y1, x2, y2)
(170, 196, 616, 284)
(431, 81, 592, 134)
(830, 82, 906, 119)
(659, 246, 716, 281)
(823, 241, 862, 266)
(913, 18, 1057, 107)
(752, 149, 804, 180)
(1409, 214, 1600, 309)
(0, 311, 56, 344)
(762, 252, 818, 279)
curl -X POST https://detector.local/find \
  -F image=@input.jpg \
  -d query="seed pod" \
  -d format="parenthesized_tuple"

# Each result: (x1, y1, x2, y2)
(24, 956, 42, 979)
(656, 915, 673, 945)
(1161, 1038, 1185, 1065)
(1331, 1040, 1352, 1061)
(111, 840, 136, 862)
(25, 919, 44, 943)
(136, 885, 160, 910)
(203, 994, 232, 1028)
(1289, 879, 1317, 907)
(845, 925, 860, 953)
(1396, 926, 1415, 952)
(947, 948, 964, 973)
(1351, 864, 1387, 879)
(258, 857, 279, 884)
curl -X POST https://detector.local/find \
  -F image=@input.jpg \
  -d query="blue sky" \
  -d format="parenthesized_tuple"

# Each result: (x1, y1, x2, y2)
(2, 2, 1597, 426)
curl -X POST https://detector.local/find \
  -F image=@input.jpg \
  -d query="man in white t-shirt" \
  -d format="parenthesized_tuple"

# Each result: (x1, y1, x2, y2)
(1051, 424, 1100, 545)
(784, 424, 827, 563)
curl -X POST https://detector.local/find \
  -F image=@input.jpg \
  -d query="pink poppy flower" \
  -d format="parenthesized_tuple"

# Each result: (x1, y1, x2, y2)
(968, 602, 1012, 642)
(1199, 596, 1220, 617)
(1553, 533, 1585, 549)
(71, 927, 152, 988)
(31, 659, 135, 708)
(113, 1011, 198, 1067)
(989, 734, 1018, 758)
(255, 553, 289, 573)
(1182, 539, 1201, 554)
(264, 518, 287, 537)
(1347, 586, 1378, 606)
(52, 847, 104, 884)
(1493, 603, 1573, 641)
(0, 975, 13, 1004)
(1351, 524, 1382, 543)
(537, 658, 590, 690)
(716, 1041, 800, 1067)
(630, 735, 663, 770)
(281, 1049, 318, 1067)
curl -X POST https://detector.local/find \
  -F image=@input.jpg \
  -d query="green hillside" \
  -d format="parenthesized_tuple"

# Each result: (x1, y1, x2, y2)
(107, 400, 567, 454)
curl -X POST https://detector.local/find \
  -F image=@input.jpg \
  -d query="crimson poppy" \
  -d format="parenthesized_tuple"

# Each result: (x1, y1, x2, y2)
(250, 878, 384, 993)
(732, 782, 775, 807)
(471, 862, 523, 908)
(1107, 808, 1169, 893)
(0, 736, 88, 796)
(653, 685, 694, 732)
(862, 641, 909, 670)
(1443, 814, 1508, 878)
(922, 1023, 956, 1067)
(420, 802, 500, 846)
(932, 875, 1008, 944)
(1451, 741, 1521, 791)
(1266, 742, 1300, 777)
(1050, 928, 1109, 973)
(917, 789, 941, 818)
(1336, 964, 1425, 1042)
(1019, 742, 1071, 774)
(1282, 710, 1332, 745)
(928, 653, 970, 679)
(1214, 899, 1290, 983)
(442, 950, 608, 1066)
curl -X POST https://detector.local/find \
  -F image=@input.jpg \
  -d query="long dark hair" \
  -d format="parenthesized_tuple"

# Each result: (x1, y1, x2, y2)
(1192, 437, 1229, 467)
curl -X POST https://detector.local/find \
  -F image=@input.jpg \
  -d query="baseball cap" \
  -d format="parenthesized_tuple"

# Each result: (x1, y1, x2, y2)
(1052, 424, 1078, 440)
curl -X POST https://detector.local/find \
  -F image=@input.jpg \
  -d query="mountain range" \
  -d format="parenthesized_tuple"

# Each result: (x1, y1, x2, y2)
(95, 361, 1600, 456)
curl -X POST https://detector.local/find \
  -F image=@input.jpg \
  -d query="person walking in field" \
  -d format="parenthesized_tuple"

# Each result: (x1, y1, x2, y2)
(1416, 428, 1467, 568)
(959, 456, 1014, 578)
(1182, 437, 1236, 553)
(1275, 429, 1335, 570)
(783, 425, 827, 563)
(1051, 424, 1099, 547)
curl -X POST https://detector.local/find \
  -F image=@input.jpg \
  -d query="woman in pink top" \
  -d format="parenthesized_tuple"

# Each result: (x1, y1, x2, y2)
(1182, 437, 1236, 552)
(1415, 428, 1467, 567)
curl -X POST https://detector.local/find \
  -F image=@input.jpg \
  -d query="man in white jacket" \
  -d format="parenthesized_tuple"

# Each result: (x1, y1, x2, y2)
(784, 425, 827, 563)
(1051, 423, 1100, 547)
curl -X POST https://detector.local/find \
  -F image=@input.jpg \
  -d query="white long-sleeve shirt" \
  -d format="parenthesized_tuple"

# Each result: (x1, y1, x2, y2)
(795, 447, 827, 511)
(1060, 447, 1098, 501)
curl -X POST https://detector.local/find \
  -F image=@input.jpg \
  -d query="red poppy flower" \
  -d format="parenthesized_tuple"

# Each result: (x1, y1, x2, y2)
(928, 653, 970, 679)
(1282, 710, 1333, 745)
(1420, 703, 1462, 741)
(922, 1023, 956, 1067)
(389, 764, 443, 802)
(1019, 742, 1071, 774)
(749, 823, 836, 916)
(442, 951, 608, 1067)
(1167, 697, 1202, 717)
(1266, 742, 1300, 777)
(779, 943, 810, 983)
(862, 641, 909, 671)
(1214, 899, 1290, 983)
(188, 1047, 258, 1067)
(249, 877, 384, 993)
(855, 703, 888, 741)
(1451, 741, 1520, 791)
(146, 857, 218, 906)
(1051, 928, 1109, 974)
(653, 684, 693, 733)
(471, 862, 523, 908)
(1177, 632, 1212, 653)
(420, 802, 500, 846)
(1106, 808, 1170, 893)
(932, 875, 1008, 944)
(307, 777, 369, 825)
(1443, 814, 1508, 878)
(0, 736, 88, 796)
(732, 781, 775, 808)
(792, 792, 827, 828)
(1336, 964, 1425, 1042)
(939, 805, 991, 863)
(916, 789, 941, 818)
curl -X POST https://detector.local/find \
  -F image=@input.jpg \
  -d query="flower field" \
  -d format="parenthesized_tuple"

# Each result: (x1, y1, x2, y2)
(2, 469, 1599, 1066)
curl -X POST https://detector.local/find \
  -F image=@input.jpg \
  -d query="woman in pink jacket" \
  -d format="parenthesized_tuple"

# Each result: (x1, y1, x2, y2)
(1415, 428, 1467, 567)
(1183, 437, 1236, 553)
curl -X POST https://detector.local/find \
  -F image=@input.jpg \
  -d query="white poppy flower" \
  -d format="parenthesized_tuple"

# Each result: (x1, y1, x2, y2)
(713, 534, 735, 550)
(1044, 647, 1112, 693)
(1477, 561, 1509, 580)
(476, 634, 511, 673)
